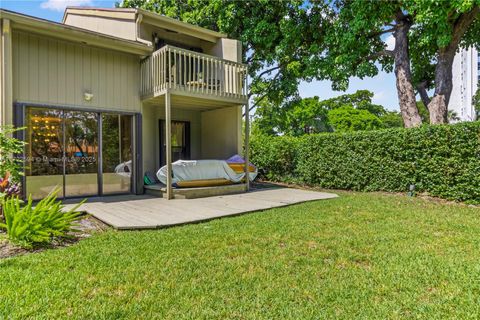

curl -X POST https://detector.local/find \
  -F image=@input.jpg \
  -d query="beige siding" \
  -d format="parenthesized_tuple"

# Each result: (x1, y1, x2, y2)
(64, 14, 137, 41)
(201, 106, 242, 159)
(12, 31, 141, 112)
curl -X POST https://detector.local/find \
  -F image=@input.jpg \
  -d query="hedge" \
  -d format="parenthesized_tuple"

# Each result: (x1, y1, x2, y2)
(250, 122, 480, 203)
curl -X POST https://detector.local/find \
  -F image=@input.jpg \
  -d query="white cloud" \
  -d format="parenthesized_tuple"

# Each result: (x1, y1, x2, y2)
(40, 0, 93, 12)
(373, 91, 386, 103)
(385, 34, 395, 51)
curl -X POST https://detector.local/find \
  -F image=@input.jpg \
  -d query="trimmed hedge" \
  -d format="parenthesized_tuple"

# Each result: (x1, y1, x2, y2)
(251, 122, 480, 203)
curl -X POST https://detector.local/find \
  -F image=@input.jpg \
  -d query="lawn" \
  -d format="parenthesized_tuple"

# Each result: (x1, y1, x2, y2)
(1, 192, 480, 319)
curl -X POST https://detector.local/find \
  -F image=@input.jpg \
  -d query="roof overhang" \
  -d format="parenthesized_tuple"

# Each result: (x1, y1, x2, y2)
(137, 9, 226, 43)
(1, 9, 152, 56)
(62, 7, 227, 43)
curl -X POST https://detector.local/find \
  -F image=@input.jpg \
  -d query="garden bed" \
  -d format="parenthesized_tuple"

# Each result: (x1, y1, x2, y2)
(0, 215, 107, 259)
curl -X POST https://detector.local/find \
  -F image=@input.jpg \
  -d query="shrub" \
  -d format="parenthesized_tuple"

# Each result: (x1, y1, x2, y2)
(0, 189, 85, 248)
(0, 126, 25, 182)
(250, 135, 300, 182)
(250, 122, 480, 203)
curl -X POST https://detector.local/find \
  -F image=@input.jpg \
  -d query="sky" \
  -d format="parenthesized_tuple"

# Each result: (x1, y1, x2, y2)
(0, 0, 400, 111)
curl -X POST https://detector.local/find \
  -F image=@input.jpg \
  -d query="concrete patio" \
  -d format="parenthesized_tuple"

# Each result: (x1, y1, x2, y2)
(65, 187, 338, 229)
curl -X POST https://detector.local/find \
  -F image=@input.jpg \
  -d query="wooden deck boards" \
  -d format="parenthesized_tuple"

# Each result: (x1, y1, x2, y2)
(64, 188, 338, 230)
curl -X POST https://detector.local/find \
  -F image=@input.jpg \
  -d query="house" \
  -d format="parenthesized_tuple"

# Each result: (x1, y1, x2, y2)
(0, 7, 249, 200)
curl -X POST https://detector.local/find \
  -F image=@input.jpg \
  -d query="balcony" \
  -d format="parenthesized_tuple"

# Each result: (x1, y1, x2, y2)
(140, 45, 248, 106)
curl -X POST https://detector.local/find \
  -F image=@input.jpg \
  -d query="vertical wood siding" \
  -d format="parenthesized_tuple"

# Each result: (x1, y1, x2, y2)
(12, 31, 141, 112)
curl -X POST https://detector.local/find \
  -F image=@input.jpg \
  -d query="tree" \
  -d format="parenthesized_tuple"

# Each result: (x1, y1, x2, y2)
(328, 106, 384, 132)
(313, 0, 480, 126)
(119, 0, 326, 112)
(252, 90, 399, 136)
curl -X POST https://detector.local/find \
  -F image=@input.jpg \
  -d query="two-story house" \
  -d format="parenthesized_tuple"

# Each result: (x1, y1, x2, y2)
(0, 7, 249, 200)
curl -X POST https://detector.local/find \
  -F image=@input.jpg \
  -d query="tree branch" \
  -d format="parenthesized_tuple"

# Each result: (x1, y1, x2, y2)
(416, 81, 431, 109)
(448, 5, 480, 51)
(255, 66, 281, 80)
(244, 71, 281, 115)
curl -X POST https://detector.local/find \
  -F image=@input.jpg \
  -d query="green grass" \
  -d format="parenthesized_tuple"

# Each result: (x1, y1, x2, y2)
(1, 192, 480, 319)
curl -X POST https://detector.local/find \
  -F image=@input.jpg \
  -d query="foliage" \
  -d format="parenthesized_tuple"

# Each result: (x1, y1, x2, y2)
(253, 90, 402, 136)
(474, 87, 480, 119)
(0, 126, 25, 182)
(416, 101, 430, 124)
(2, 193, 480, 318)
(119, 0, 324, 110)
(251, 122, 480, 202)
(0, 172, 21, 201)
(0, 189, 84, 248)
(314, 0, 480, 124)
(327, 106, 383, 132)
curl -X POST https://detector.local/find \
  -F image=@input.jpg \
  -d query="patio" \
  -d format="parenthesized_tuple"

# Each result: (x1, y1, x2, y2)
(65, 187, 338, 229)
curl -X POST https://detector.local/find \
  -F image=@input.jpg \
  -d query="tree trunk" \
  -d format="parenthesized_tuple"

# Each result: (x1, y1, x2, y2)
(428, 6, 479, 124)
(393, 17, 422, 128)
(428, 51, 455, 124)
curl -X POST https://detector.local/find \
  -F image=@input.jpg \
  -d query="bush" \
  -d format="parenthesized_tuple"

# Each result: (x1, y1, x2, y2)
(0, 189, 84, 248)
(250, 135, 300, 182)
(250, 122, 480, 203)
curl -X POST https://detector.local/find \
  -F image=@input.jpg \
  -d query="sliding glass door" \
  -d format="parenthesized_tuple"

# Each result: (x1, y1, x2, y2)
(25, 108, 65, 199)
(64, 111, 99, 197)
(102, 114, 133, 195)
(25, 106, 134, 200)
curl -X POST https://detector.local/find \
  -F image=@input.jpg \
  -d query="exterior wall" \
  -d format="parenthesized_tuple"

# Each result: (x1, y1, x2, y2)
(12, 30, 141, 113)
(201, 106, 242, 159)
(142, 104, 202, 174)
(211, 38, 242, 63)
(449, 46, 478, 121)
(64, 13, 137, 41)
(1, 19, 13, 126)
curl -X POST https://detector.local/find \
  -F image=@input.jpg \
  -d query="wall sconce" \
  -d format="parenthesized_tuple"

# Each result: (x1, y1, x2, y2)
(84, 92, 94, 101)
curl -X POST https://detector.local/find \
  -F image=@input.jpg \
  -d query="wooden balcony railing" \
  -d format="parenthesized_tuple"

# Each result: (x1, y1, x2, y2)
(140, 45, 248, 101)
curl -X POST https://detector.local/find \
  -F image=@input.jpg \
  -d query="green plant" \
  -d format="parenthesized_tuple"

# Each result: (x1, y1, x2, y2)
(250, 122, 480, 203)
(0, 126, 25, 182)
(0, 189, 85, 248)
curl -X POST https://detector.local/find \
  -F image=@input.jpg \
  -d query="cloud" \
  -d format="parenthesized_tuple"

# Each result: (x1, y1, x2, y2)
(40, 0, 93, 11)
(373, 91, 386, 103)
(385, 34, 395, 51)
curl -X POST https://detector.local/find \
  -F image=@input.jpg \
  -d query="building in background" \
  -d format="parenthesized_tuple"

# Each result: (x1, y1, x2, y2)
(449, 47, 479, 122)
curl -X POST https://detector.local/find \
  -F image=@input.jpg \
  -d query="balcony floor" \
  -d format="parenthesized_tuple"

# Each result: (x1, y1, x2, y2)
(142, 87, 248, 110)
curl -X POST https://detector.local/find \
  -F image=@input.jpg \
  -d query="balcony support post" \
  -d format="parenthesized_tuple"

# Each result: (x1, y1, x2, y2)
(244, 101, 250, 192)
(165, 91, 173, 199)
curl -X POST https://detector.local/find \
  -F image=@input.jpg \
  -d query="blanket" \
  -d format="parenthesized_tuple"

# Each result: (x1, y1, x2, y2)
(156, 159, 257, 186)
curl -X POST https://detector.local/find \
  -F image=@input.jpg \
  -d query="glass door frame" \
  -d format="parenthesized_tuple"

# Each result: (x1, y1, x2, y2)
(14, 103, 141, 200)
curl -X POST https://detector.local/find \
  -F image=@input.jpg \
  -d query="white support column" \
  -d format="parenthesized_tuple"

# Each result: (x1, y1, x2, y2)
(165, 91, 173, 199)
(244, 102, 250, 192)
(1, 19, 13, 126)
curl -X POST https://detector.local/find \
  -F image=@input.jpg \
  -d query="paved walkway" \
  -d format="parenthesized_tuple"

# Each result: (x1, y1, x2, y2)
(65, 188, 338, 229)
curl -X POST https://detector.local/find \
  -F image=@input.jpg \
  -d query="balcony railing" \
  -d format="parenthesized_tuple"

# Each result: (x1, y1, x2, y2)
(140, 45, 248, 101)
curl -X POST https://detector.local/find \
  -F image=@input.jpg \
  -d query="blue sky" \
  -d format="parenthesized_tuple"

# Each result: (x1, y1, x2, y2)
(1, 0, 400, 111)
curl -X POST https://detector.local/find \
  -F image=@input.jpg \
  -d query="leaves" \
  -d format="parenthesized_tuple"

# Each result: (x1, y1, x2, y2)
(253, 90, 403, 136)
(0, 126, 26, 182)
(0, 189, 85, 248)
(251, 121, 480, 203)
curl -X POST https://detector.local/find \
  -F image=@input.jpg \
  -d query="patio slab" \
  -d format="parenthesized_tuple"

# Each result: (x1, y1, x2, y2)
(64, 188, 338, 230)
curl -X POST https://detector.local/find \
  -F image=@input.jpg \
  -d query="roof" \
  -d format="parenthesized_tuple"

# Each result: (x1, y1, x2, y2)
(0, 9, 152, 56)
(63, 7, 227, 43)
